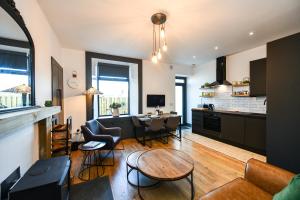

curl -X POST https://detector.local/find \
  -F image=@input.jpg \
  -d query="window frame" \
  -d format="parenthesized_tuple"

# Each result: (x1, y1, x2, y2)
(85, 52, 143, 120)
(96, 64, 130, 117)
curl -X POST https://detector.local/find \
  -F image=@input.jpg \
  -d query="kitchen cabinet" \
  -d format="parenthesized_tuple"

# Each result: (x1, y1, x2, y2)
(192, 111, 203, 133)
(221, 114, 244, 145)
(250, 58, 266, 97)
(192, 109, 266, 155)
(244, 117, 266, 153)
(267, 32, 300, 173)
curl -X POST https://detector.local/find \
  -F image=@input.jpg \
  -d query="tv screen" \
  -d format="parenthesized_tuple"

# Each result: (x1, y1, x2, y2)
(147, 95, 165, 107)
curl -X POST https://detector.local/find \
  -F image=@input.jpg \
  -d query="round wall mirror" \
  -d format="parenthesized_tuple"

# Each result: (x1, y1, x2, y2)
(0, 1, 35, 113)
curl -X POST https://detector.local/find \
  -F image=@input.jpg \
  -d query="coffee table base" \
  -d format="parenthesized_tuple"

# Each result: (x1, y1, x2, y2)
(127, 165, 160, 188)
(137, 171, 195, 200)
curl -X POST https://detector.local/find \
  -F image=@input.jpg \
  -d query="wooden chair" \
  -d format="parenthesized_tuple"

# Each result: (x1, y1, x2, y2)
(51, 116, 72, 157)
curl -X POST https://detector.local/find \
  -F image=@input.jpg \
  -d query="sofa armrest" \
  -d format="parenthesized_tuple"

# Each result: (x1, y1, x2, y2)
(244, 158, 294, 195)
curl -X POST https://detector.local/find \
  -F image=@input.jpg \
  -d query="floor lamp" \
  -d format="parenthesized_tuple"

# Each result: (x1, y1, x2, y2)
(85, 87, 103, 119)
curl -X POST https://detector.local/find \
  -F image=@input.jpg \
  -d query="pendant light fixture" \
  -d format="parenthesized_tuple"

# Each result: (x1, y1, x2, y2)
(151, 13, 167, 64)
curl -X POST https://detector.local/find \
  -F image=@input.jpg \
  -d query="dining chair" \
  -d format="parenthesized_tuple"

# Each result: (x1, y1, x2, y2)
(164, 116, 181, 143)
(132, 116, 146, 145)
(144, 118, 165, 147)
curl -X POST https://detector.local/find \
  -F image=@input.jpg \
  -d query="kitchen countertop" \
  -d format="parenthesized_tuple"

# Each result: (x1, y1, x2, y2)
(192, 108, 266, 118)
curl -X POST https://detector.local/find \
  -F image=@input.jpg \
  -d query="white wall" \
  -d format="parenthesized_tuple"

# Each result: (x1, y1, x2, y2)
(0, 0, 62, 182)
(226, 45, 266, 82)
(61, 48, 86, 133)
(187, 45, 267, 123)
(15, 0, 62, 105)
(143, 60, 192, 114)
(187, 60, 216, 123)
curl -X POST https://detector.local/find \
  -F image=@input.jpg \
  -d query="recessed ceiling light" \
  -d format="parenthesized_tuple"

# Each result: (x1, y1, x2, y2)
(193, 56, 196, 59)
(214, 46, 219, 50)
(249, 31, 254, 36)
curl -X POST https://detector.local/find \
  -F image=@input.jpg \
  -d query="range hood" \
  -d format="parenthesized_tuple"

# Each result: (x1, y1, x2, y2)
(211, 56, 232, 86)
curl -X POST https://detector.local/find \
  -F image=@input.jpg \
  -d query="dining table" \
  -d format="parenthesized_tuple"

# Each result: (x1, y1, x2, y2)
(137, 113, 182, 142)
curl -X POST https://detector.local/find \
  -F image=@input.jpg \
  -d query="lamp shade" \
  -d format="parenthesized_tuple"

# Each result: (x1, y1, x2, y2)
(84, 87, 103, 95)
(1, 84, 31, 94)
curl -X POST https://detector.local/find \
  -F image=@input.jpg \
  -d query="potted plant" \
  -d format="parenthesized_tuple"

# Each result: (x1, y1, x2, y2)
(109, 102, 124, 117)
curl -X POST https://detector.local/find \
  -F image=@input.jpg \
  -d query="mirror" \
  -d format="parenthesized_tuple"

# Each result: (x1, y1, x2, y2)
(0, 1, 35, 113)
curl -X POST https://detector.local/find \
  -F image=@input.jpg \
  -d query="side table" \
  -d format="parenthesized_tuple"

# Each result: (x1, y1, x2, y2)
(78, 141, 106, 181)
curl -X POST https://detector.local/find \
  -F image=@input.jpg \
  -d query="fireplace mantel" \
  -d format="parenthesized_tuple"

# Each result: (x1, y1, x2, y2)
(0, 106, 61, 159)
(0, 106, 60, 135)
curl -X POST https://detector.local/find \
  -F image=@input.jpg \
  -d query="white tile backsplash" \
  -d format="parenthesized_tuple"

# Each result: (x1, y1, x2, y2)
(200, 86, 266, 113)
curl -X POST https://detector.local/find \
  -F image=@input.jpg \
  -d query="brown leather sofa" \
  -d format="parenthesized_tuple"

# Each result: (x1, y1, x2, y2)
(200, 158, 295, 200)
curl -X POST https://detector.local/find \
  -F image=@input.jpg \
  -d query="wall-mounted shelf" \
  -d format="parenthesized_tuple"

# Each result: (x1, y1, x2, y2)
(232, 80, 250, 97)
(232, 83, 249, 87)
(231, 94, 250, 97)
(200, 94, 215, 98)
(200, 86, 216, 89)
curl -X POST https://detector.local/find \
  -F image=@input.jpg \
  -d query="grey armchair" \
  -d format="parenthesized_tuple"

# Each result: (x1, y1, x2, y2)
(81, 120, 122, 165)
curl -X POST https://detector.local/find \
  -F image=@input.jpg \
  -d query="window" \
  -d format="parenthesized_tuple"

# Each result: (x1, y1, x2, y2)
(97, 63, 129, 116)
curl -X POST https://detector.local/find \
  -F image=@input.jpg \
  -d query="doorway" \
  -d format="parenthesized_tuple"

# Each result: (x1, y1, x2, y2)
(51, 57, 64, 124)
(175, 76, 187, 125)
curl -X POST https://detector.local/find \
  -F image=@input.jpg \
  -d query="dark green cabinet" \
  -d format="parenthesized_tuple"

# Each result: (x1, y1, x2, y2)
(244, 117, 266, 152)
(221, 114, 244, 145)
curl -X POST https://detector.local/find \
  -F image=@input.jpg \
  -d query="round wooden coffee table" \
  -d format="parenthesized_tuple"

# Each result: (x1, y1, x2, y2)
(137, 148, 194, 199)
(126, 150, 159, 187)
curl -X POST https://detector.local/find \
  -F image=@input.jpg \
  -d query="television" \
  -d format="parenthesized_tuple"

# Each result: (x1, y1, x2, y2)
(147, 95, 165, 107)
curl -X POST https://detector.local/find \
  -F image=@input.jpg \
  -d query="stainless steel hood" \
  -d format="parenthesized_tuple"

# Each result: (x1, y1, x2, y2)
(211, 56, 232, 86)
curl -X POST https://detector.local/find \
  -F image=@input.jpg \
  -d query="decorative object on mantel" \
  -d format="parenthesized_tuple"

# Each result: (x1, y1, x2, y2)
(150, 13, 168, 64)
(109, 102, 124, 117)
(67, 70, 80, 89)
(45, 100, 53, 107)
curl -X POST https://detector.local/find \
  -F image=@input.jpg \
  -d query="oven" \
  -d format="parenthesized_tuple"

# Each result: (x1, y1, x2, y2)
(203, 112, 221, 132)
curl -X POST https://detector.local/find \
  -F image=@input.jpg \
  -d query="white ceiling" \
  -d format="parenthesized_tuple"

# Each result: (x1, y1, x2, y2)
(37, 0, 300, 65)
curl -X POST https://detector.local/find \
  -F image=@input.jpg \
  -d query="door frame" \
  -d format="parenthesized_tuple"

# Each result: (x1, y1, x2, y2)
(175, 76, 187, 125)
(51, 57, 64, 124)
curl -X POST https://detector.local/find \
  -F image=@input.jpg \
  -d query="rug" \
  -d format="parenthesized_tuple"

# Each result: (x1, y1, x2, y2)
(70, 176, 114, 200)
(183, 133, 266, 163)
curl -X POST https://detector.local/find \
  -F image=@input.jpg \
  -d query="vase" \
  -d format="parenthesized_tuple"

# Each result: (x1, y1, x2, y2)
(112, 108, 120, 117)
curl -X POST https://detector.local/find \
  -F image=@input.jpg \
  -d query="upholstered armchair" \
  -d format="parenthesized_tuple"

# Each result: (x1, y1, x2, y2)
(81, 120, 122, 165)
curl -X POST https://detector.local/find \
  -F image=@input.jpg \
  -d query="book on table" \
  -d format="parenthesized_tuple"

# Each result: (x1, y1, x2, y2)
(83, 141, 102, 148)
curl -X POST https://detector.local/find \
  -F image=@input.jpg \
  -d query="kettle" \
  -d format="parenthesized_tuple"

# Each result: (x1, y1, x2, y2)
(208, 104, 215, 111)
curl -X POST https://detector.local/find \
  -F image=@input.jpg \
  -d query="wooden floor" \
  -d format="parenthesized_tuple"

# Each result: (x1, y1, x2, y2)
(71, 136, 245, 200)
